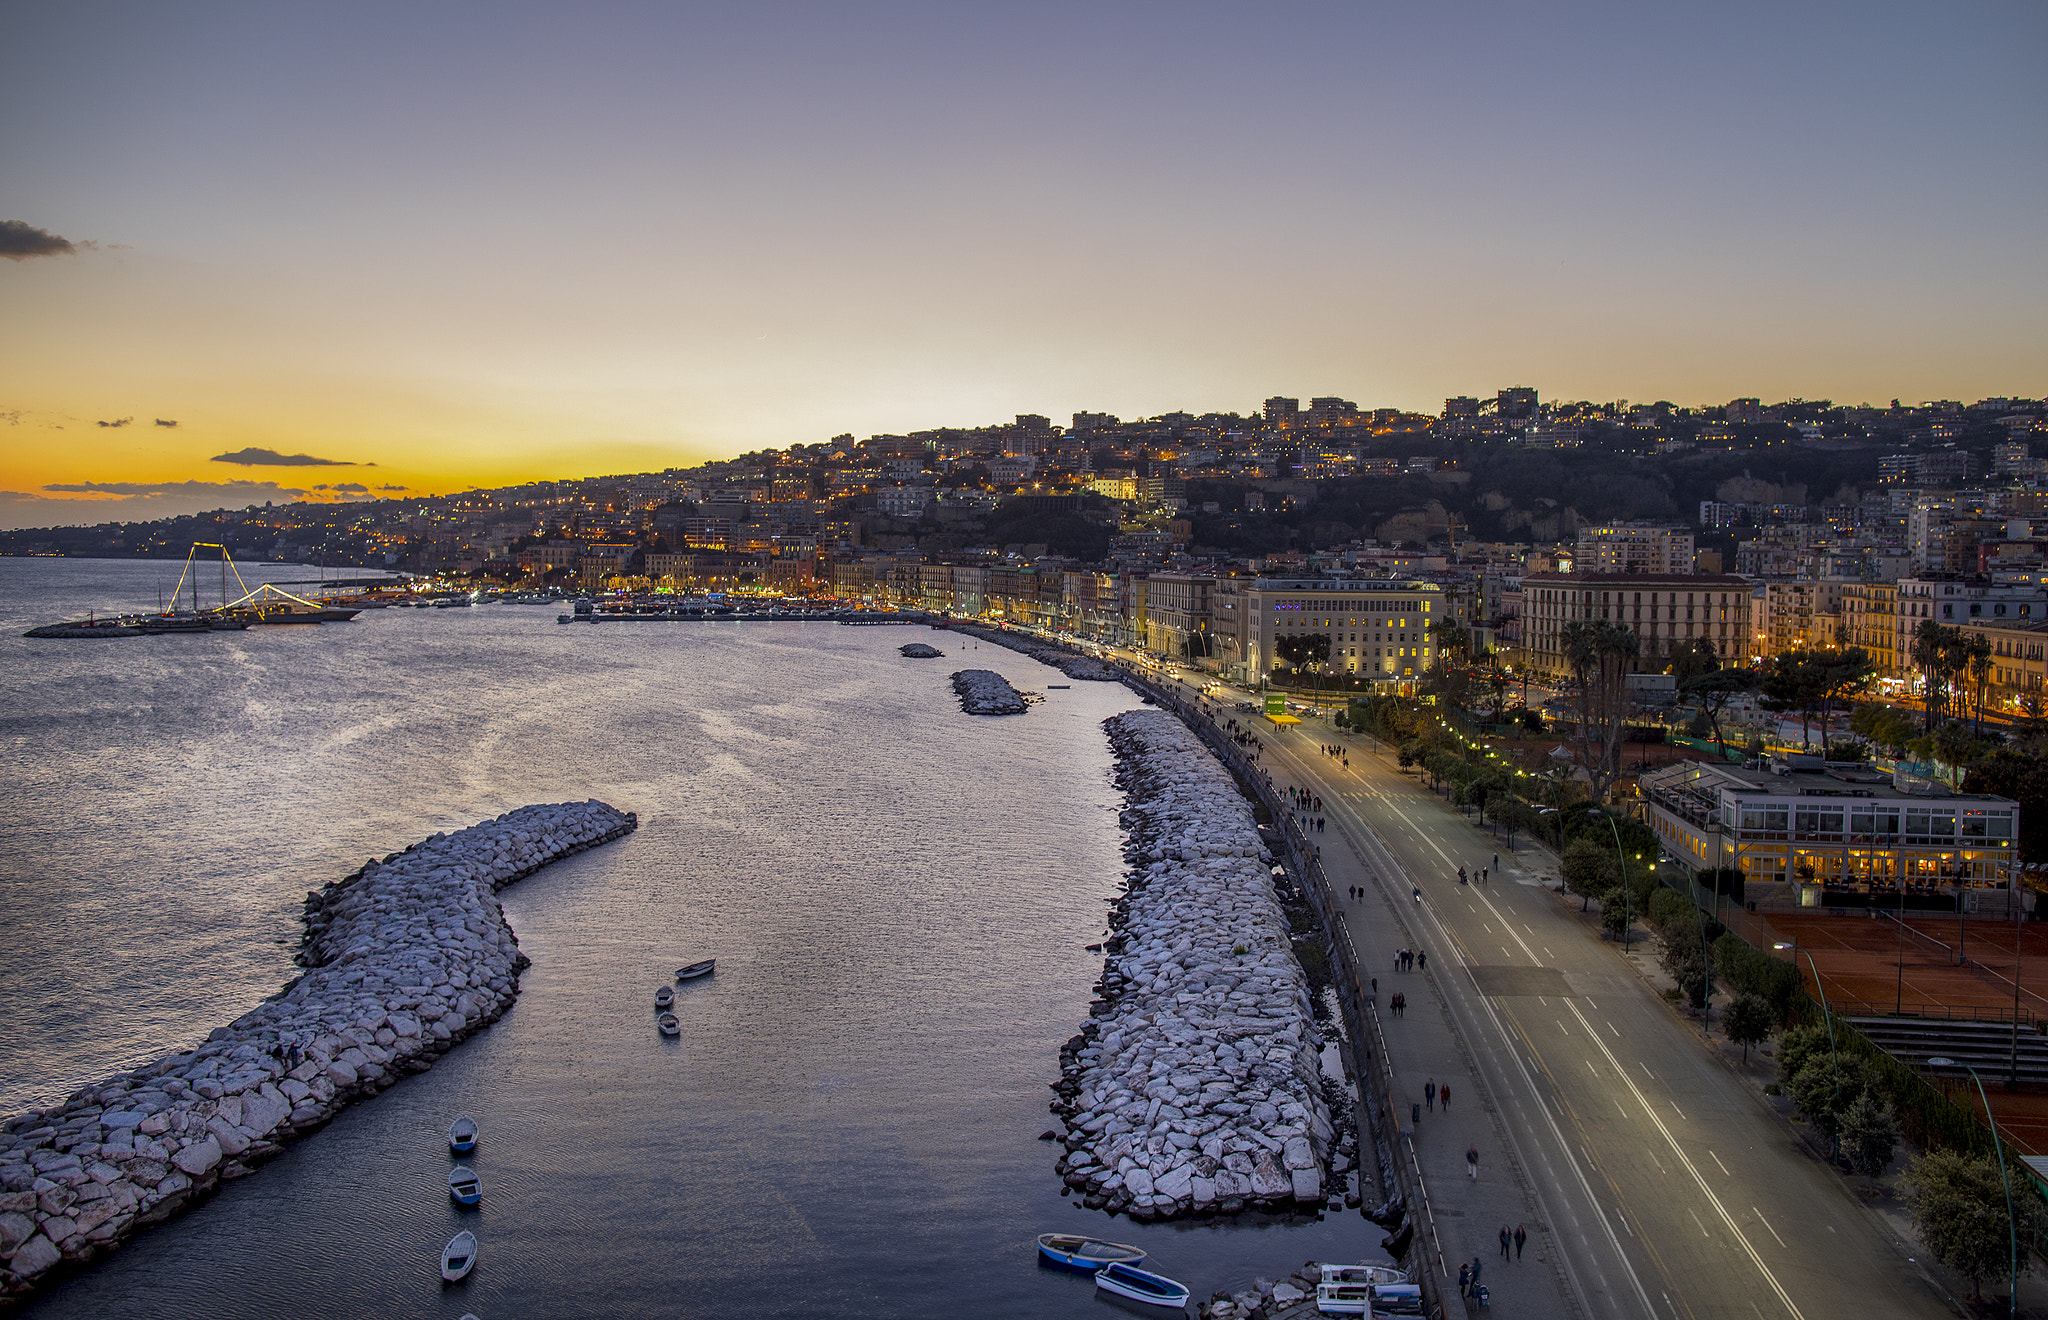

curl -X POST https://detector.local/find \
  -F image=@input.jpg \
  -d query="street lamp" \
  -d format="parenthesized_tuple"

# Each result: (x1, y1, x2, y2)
(1925, 1056, 2019, 1320)
(1774, 941, 1843, 1157)
(1586, 808, 1634, 951)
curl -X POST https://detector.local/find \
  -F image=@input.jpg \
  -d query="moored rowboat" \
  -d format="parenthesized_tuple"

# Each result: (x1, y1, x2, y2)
(447, 1166, 481, 1207)
(447, 1116, 478, 1153)
(1095, 1261, 1189, 1308)
(1036, 1233, 1145, 1270)
(440, 1230, 478, 1281)
(675, 959, 716, 981)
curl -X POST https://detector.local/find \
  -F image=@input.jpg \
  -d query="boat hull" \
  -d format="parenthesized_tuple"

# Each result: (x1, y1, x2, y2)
(675, 959, 716, 980)
(1036, 1234, 1145, 1271)
(1095, 1263, 1189, 1308)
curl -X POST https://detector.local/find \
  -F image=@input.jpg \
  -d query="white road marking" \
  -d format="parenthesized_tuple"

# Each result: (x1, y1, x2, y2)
(1753, 1207, 1787, 1249)
(1710, 1150, 1731, 1177)
(1564, 998, 1806, 1320)
(1607, 1020, 1620, 1037)
(1691, 1207, 1710, 1237)
(1672, 1099, 1687, 1120)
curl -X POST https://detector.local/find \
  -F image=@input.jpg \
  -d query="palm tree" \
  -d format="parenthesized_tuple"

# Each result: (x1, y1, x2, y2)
(1561, 619, 1640, 803)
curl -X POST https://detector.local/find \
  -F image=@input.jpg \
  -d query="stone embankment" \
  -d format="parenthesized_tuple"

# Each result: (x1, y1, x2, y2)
(951, 668, 1028, 715)
(945, 624, 1119, 681)
(898, 642, 944, 658)
(0, 799, 635, 1308)
(1050, 711, 1335, 1220)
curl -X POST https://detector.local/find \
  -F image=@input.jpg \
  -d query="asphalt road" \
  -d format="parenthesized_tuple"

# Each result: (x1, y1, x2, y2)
(1146, 672, 1956, 1320)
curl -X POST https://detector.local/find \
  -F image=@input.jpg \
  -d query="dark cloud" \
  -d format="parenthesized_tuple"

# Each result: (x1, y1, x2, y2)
(97, 417, 132, 428)
(0, 221, 77, 260)
(210, 447, 357, 467)
(42, 479, 309, 497)
(375, 483, 409, 491)
(155, 418, 178, 427)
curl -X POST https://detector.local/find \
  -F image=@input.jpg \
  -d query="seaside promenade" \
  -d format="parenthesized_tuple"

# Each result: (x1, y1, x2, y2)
(1133, 668, 1958, 1320)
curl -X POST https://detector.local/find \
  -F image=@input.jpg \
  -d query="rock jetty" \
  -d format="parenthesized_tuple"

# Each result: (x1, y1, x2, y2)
(947, 624, 1119, 681)
(898, 642, 944, 658)
(1051, 711, 1334, 1220)
(951, 668, 1028, 715)
(0, 799, 635, 1307)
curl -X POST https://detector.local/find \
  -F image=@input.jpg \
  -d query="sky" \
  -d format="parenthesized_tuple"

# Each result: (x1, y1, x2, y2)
(2, 0, 2044, 528)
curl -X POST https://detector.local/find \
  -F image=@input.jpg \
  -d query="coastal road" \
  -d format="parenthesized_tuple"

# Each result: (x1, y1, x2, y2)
(1145, 674, 1954, 1320)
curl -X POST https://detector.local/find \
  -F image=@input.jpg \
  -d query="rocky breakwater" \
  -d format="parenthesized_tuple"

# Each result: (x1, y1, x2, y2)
(0, 799, 636, 1308)
(951, 668, 1028, 715)
(1050, 711, 1335, 1221)
(948, 624, 1119, 681)
(898, 642, 944, 658)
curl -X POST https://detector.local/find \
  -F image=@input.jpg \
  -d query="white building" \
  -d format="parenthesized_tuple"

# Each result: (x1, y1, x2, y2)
(1574, 522, 1696, 575)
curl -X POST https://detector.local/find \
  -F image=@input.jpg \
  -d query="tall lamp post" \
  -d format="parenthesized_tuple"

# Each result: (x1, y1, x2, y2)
(1925, 1057, 2019, 1320)
(1586, 808, 1634, 951)
(1774, 940, 1844, 1161)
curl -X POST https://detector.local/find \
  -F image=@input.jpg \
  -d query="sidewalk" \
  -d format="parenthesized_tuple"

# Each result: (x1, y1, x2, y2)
(1316, 829, 1575, 1320)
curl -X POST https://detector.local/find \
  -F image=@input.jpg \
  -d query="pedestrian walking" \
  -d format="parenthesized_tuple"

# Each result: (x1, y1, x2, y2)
(1441, 1082, 1451, 1110)
(1470, 1257, 1483, 1291)
(1466, 1145, 1478, 1179)
(1500, 1226, 1512, 1259)
(1371, 976, 1378, 995)
(1493, 853, 1500, 870)
(1418, 950, 1427, 971)
(1514, 1225, 1527, 1259)
(1424, 1079, 1435, 1111)
(1457, 1263, 1469, 1297)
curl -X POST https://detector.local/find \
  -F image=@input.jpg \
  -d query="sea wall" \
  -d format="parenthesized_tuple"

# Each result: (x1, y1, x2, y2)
(943, 624, 1119, 681)
(0, 799, 636, 1308)
(1051, 712, 1333, 1220)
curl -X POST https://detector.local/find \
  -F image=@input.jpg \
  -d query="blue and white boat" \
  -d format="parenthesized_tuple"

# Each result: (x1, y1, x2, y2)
(447, 1166, 481, 1206)
(1036, 1233, 1145, 1271)
(1095, 1261, 1189, 1308)
(448, 1116, 478, 1153)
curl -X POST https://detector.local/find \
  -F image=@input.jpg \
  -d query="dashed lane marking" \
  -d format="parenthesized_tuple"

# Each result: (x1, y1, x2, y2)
(1710, 1150, 1731, 1177)
(1753, 1208, 1787, 1249)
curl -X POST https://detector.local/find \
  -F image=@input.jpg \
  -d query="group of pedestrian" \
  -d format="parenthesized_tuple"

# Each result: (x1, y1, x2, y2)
(1388, 991, 1406, 1015)
(1499, 1224, 1527, 1259)
(1394, 947, 1424, 972)
(1456, 1256, 1486, 1299)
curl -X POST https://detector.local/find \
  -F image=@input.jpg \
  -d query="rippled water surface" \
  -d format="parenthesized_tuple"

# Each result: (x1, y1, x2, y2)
(1, 559, 1361, 1317)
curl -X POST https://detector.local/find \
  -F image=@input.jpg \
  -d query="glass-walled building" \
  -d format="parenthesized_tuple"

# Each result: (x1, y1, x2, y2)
(1639, 758, 2020, 911)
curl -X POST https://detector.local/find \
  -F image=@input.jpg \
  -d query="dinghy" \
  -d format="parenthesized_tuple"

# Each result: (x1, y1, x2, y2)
(675, 959, 716, 981)
(658, 1012, 681, 1036)
(447, 1166, 481, 1207)
(1036, 1233, 1145, 1271)
(1319, 1264, 1408, 1287)
(1095, 1261, 1189, 1308)
(447, 1116, 478, 1153)
(440, 1230, 478, 1282)
(655, 985, 674, 1008)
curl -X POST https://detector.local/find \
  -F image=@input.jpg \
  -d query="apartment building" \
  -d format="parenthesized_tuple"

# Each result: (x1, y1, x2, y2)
(1230, 578, 1445, 688)
(1841, 581, 1900, 677)
(1574, 522, 1696, 575)
(1515, 573, 1750, 678)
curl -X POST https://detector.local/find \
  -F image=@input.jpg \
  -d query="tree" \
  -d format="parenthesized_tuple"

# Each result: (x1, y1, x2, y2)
(1787, 1054, 1879, 1146)
(1561, 620, 1640, 803)
(1962, 749, 2048, 867)
(1659, 913, 1709, 1008)
(1722, 993, 1774, 1063)
(1669, 636, 1720, 684)
(1274, 632, 1330, 671)
(1428, 616, 1471, 666)
(1682, 667, 1758, 761)
(1561, 836, 1617, 912)
(1839, 1091, 1899, 1178)
(1970, 641, 1995, 733)
(1812, 647, 1878, 749)
(1904, 1150, 2048, 1301)
(1774, 1023, 1834, 1086)
(1851, 701, 1918, 756)
(1758, 652, 1829, 750)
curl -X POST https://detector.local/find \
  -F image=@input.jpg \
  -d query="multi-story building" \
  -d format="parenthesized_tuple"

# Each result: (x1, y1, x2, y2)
(1575, 522, 1696, 575)
(1496, 387, 1539, 421)
(1759, 579, 1850, 655)
(1893, 577, 2048, 679)
(1841, 581, 1901, 678)
(1515, 573, 1750, 677)
(1229, 577, 1445, 688)
(1639, 758, 2019, 915)
(1954, 618, 2048, 712)
(1140, 572, 1218, 663)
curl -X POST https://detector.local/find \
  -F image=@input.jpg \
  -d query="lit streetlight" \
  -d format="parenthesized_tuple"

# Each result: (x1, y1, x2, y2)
(1925, 1056, 2019, 1320)
(1586, 807, 1634, 951)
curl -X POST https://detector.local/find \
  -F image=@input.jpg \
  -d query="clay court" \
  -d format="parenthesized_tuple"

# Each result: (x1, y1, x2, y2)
(1721, 905, 2048, 1152)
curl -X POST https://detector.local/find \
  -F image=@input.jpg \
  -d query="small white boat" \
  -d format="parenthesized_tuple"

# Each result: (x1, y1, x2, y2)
(1037, 1232, 1145, 1270)
(675, 959, 716, 981)
(1320, 1264, 1409, 1287)
(447, 1166, 481, 1206)
(447, 1116, 478, 1153)
(658, 1012, 681, 1036)
(440, 1230, 478, 1282)
(1095, 1261, 1189, 1308)
(655, 985, 674, 1008)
